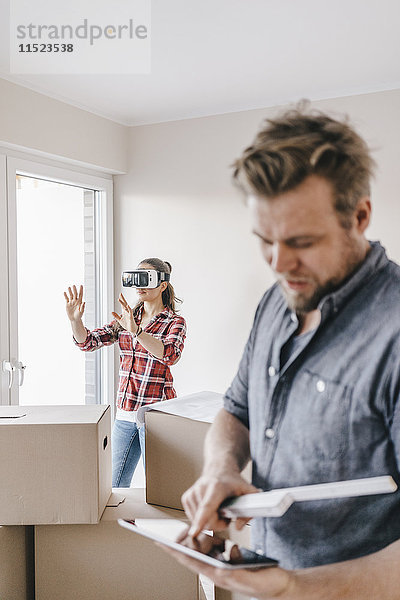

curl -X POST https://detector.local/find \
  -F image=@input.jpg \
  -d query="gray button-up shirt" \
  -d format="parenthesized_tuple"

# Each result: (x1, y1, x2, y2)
(224, 241, 400, 569)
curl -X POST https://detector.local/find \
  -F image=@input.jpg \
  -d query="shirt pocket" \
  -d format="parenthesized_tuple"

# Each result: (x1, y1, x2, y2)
(274, 369, 353, 481)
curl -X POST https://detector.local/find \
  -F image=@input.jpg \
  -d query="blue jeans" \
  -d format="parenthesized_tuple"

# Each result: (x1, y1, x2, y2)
(111, 419, 146, 487)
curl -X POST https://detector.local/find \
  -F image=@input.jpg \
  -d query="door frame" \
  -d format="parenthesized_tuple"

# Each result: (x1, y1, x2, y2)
(1, 154, 114, 408)
(0, 154, 10, 406)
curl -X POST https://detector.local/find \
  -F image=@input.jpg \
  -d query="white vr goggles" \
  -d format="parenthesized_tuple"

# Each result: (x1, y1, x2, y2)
(122, 270, 170, 289)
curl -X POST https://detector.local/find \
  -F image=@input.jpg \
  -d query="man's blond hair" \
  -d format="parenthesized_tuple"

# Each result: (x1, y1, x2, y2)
(233, 102, 375, 227)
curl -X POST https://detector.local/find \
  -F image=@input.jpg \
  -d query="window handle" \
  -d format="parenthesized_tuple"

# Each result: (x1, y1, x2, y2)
(16, 361, 27, 387)
(2, 360, 16, 389)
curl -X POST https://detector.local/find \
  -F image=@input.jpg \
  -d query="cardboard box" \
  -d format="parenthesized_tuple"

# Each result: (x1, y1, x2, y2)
(144, 392, 251, 510)
(145, 410, 210, 510)
(215, 524, 252, 600)
(0, 405, 111, 525)
(35, 488, 199, 600)
(0, 525, 34, 600)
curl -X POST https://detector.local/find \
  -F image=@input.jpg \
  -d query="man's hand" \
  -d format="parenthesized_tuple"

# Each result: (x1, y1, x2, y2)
(112, 293, 138, 334)
(64, 285, 85, 323)
(159, 544, 293, 600)
(182, 472, 258, 537)
(161, 536, 400, 600)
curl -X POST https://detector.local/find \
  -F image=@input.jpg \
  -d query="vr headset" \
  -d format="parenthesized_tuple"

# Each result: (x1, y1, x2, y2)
(122, 270, 170, 289)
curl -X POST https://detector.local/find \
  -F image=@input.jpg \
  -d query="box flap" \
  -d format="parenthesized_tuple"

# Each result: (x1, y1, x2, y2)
(0, 404, 108, 425)
(107, 493, 126, 507)
(102, 488, 188, 522)
(138, 391, 223, 425)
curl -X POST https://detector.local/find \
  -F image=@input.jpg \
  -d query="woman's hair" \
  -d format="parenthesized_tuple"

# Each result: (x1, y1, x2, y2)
(233, 102, 376, 228)
(136, 257, 183, 314)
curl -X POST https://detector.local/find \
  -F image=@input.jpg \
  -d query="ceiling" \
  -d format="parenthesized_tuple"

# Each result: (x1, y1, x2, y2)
(1, 0, 399, 126)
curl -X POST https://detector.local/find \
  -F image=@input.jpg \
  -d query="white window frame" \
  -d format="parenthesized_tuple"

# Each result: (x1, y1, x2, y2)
(0, 154, 9, 407)
(0, 149, 114, 412)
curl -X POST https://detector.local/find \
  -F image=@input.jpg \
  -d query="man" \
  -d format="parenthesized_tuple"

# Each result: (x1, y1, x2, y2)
(164, 105, 400, 599)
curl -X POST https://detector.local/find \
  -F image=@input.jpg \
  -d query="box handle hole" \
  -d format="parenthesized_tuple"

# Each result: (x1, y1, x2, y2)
(103, 436, 108, 450)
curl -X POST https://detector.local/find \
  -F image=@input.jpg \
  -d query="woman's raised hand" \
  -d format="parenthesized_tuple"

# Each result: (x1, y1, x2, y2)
(112, 293, 138, 334)
(64, 285, 85, 323)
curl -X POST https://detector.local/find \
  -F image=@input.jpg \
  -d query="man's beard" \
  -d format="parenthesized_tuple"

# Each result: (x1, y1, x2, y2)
(281, 277, 342, 314)
(278, 242, 367, 314)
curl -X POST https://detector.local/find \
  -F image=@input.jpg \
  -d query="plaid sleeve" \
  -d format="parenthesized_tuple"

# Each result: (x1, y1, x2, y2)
(74, 320, 121, 352)
(162, 316, 187, 366)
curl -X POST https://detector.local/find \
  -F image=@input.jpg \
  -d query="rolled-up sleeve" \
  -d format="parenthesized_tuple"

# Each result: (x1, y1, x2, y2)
(162, 316, 187, 366)
(223, 300, 264, 430)
(223, 335, 252, 429)
(74, 321, 120, 352)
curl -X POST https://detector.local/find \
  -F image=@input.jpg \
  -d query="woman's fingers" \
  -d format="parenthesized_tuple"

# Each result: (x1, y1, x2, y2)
(65, 285, 84, 304)
(67, 286, 77, 301)
(118, 298, 127, 313)
(118, 294, 128, 308)
(118, 294, 132, 314)
(112, 311, 121, 321)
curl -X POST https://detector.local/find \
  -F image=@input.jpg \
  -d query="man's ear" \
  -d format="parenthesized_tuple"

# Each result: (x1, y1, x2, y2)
(355, 197, 371, 233)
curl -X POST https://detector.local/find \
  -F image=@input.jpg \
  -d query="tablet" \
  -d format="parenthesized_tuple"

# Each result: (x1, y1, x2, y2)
(118, 518, 278, 570)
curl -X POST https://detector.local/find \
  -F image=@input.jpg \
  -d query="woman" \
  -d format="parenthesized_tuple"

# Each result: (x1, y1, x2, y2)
(64, 258, 186, 487)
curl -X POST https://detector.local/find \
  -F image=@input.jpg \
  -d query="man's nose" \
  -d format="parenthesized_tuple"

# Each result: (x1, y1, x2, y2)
(269, 242, 298, 273)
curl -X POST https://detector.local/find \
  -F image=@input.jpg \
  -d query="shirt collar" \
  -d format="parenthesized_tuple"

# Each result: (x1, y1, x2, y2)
(318, 241, 389, 318)
(158, 307, 174, 319)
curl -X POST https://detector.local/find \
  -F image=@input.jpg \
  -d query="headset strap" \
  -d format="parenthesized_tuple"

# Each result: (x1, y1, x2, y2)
(158, 272, 170, 283)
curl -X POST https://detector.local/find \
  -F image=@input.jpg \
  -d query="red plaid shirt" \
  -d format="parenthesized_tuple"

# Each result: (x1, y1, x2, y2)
(75, 306, 186, 411)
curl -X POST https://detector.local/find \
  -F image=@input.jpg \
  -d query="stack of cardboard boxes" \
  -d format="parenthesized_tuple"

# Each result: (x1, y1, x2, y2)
(1, 394, 252, 600)
(0, 404, 198, 600)
(0, 404, 112, 600)
(0, 524, 34, 600)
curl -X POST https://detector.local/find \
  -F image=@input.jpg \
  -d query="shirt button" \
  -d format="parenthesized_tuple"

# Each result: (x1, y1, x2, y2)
(265, 428, 275, 439)
(316, 379, 326, 392)
(268, 366, 276, 377)
(290, 313, 297, 322)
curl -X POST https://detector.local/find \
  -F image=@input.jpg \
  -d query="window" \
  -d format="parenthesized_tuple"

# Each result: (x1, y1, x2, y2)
(0, 155, 113, 409)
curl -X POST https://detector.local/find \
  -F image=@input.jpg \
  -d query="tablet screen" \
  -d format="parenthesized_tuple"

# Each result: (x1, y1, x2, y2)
(118, 518, 278, 570)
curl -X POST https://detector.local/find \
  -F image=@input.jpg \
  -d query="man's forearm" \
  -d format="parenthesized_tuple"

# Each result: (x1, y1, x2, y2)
(202, 408, 251, 476)
(290, 538, 400, 600)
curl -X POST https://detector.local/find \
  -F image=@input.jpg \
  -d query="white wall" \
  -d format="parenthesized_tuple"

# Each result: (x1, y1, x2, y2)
(114, 89, 400, 398)
(0, 78, 128, 173)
